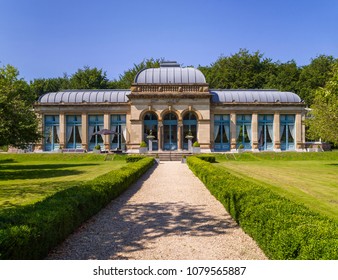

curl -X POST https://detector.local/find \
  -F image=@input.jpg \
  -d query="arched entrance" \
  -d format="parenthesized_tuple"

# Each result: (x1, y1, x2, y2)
(183, 112, 197, 150)
(143, 112, 158, 150)
(163, 112, 178, 150)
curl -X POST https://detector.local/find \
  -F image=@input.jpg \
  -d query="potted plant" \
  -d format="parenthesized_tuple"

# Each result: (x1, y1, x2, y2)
(93, 144, 101, 153)
(237, 143, 244, 153)
(155, 153, 160, 164)
(181, 155, 187, 163)
(139, 141, 147, 154)
(192, 141, 200, 154)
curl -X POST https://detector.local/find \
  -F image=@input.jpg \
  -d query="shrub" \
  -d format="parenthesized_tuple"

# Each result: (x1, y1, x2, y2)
(94, 144, 101, 150)
(140, 141, 147, 148)
(192, 141, 200, 147)
(126, 155, 147, 162)
(196, 155, 216, 163)
(0, 157, 154, 259)
(187, 156, 338, 260)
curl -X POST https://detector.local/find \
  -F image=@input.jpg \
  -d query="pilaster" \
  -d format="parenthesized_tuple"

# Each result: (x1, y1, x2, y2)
(230, 113, 237, 152)
(273, 112, 281, 152)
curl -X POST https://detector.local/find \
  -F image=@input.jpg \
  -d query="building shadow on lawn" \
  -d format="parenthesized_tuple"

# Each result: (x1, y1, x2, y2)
(47, 165, 238, 260)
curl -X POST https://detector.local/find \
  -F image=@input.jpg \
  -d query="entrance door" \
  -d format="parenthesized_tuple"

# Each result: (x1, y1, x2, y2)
(163, 113, 178, 150)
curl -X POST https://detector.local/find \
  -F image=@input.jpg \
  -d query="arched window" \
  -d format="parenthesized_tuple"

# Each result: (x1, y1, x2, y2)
(143, 112, 158, 150)
(183, 112, 197, 150)
(163, 112, 178, 150)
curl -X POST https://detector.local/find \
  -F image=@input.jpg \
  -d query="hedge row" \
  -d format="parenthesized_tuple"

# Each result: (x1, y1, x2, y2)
(126, 155, 147, 162)
(196, 155, 216, 163)
(0, 157, 154, 259)
(187, 156, 338, 260)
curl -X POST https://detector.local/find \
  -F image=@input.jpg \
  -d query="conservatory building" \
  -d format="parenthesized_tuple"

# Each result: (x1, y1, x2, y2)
(34, 61, 306, 153)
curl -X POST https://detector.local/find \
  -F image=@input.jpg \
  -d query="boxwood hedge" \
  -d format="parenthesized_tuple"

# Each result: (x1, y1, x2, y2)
(0, 157, 154, 259)
(187, 156, 338, 260)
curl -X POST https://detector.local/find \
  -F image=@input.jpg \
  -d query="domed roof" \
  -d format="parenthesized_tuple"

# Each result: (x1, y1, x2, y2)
(134, 61, 206, 84)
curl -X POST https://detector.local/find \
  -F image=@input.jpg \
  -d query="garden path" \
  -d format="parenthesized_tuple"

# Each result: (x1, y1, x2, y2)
(47, 161, 266, 260)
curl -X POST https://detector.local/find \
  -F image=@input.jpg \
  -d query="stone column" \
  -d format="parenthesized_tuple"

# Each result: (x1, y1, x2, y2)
(104, 113, 110, 151)
(81, 113, 88, 150)
(295, 112, 303, 151)
(177, 121, 182, 151)
(230, 113, 237, 152)
(158, 121, 163, 151)
(273, 112, 281, 151)
(59, 112, 66, 149)
(251, 113, 259, 152)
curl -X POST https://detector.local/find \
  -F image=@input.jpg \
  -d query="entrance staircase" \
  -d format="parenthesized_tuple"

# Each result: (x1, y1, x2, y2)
(148, 151, 192, 161)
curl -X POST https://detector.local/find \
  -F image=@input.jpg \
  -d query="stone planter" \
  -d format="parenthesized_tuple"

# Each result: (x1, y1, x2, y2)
(155, 158, 160, 164)
(139, 147, 147, 154)
(181, 157, 187, 163)
(192, 147, 200, 154)
(237, 148, 244, 153)
(93, 149, 101, 154)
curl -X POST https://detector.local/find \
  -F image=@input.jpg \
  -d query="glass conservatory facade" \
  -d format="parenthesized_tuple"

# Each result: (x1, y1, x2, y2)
(34, 61, 306, 153)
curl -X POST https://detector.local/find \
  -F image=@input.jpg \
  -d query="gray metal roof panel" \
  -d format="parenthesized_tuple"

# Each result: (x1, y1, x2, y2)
(210, 90, 302, 103)
(38, 90, 130, 104)
(134, 66, 206, 84)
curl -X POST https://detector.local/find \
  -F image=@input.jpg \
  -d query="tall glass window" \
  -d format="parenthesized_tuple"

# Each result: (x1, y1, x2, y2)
(258, 115, 274, 151)
(44, 115, 60, 151)
(236, 114, 252, 149)
(280, 114, 295, 150)
(214, 114, 230, 151)
(88, 115, 104, 151)
(183, 112, 197, 150)
(111, 115, 127, 150)
(143, 112, 158, 151)
(66, 115, 82, 149)
(163, 113, 178, 150)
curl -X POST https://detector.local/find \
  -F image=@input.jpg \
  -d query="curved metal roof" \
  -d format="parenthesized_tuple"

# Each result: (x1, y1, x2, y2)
(38, 90, 130, 104)
(210, 90, 302, 103)
(134, 65, 206, 84)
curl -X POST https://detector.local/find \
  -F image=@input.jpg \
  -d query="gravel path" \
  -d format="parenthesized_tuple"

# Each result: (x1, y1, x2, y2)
(47, 161, 267, 260)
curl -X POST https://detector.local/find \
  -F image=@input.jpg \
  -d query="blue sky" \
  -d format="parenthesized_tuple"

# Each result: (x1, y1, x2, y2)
(1, 0, 337, 81)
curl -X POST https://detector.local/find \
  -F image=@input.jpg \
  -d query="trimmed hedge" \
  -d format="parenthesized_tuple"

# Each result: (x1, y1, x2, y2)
(196, 154, 216, 163)
(0, 157, 154, 259)
(187, 156, 338, 260)
(126, 155, 147, 162)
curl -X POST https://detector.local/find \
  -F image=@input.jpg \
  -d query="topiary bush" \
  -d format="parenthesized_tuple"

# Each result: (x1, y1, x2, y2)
(0, 157, 154, 259)
(187, 156, 338, 260)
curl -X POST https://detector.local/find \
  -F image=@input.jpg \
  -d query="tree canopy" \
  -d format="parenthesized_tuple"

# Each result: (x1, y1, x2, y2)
(306, 61, 338, 145)
(0, 65, 40, 148)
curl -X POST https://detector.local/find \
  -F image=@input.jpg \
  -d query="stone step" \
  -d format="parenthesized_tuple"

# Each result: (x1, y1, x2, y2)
(147, 152, 192, 161)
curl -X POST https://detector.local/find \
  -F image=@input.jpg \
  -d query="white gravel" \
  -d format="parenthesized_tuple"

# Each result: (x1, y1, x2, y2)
(47, 161, 267, 260)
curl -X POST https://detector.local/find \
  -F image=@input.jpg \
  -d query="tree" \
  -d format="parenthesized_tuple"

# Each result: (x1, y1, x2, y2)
(114, 58, 162, 88)
(69, 66, 109, 89)
(199, 49, 274, 89)
(297, 55, 336, 105)
(30, 75, 70, 99)
(0, 64, 41, 148)
(306, 61, 338, 145)
(265, 60, 300, 93)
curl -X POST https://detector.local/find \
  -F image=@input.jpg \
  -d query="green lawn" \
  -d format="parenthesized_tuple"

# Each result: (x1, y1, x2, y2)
(0, 153, 127, 209)
(216, 152, 338, 221)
